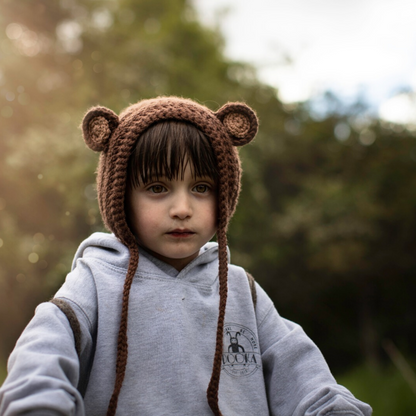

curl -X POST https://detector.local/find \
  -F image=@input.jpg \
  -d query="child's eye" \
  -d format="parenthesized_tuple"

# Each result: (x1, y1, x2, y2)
(193, 184, 209, 193)
(148, 185, 166, 194)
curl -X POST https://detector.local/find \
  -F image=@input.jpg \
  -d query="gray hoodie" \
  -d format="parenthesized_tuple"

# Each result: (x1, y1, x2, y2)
(0, 233, 372, 415)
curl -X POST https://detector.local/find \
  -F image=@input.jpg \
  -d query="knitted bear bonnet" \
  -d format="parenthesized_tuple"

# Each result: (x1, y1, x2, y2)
(82, 96, 258, 416)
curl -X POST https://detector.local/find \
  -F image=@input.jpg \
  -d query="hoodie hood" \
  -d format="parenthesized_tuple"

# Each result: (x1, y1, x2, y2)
(72, 232, 228, 281)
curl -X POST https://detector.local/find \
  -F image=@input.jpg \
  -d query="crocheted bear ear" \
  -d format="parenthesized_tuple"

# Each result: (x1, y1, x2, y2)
(82, 106, 120, 152)
(215, 102, 258, 146)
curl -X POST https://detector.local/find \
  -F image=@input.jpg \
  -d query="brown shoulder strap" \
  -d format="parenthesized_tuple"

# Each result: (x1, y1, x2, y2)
(245, 271, 257, 311)
(50, 298, 82, 359)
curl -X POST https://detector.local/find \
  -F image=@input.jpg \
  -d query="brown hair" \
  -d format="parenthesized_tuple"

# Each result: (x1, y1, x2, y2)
(127, 121, 219, 188)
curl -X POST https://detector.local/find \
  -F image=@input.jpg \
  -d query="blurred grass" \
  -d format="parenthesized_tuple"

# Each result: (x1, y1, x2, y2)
(338, 364, 416, 415)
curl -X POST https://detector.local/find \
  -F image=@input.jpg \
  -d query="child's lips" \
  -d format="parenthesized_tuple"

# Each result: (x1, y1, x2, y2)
(167, 229, 195, 238)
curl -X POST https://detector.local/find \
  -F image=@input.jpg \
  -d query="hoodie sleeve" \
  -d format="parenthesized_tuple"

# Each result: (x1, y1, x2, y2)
(0, 261, 97, 416)
(255, 284, 372, 416)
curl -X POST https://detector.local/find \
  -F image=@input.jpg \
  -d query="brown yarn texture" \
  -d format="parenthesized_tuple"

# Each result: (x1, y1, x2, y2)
(223, 112, 250, 138)
(81, 96, 258, 415)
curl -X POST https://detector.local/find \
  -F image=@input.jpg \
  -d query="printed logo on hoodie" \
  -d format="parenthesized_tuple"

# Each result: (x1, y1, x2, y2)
(222, 323, 261, 377)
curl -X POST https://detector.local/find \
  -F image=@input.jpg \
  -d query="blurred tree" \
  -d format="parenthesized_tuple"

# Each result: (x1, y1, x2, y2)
(230, 98, 416, 372)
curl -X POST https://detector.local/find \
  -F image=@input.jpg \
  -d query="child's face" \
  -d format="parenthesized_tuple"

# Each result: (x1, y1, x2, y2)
(126, 163, 217, 271)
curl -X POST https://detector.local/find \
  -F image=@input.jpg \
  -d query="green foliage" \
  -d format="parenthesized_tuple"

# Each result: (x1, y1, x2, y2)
(338, 363, 416, 415)
(229, 107, 416, 372)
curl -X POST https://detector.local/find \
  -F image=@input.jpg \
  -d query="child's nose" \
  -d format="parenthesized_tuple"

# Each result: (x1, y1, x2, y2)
(169, 193, 193, 220)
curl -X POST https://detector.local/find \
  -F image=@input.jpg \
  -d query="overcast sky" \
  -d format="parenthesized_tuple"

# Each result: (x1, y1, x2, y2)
(194, 0, 416, 123)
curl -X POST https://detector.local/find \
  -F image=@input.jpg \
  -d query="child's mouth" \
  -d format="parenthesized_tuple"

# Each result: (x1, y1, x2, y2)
(167, 230, 195, 238)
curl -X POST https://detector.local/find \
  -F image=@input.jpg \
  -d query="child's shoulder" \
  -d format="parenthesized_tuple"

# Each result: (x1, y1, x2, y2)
(227, 260, 275, 320)
(71, 232, 130, 269)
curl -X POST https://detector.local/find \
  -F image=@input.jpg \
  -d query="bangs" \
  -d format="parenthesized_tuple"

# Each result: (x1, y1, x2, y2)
(127, 121, 218, 188)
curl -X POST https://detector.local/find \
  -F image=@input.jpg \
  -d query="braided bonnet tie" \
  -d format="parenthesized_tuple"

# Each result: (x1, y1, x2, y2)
(106, 245, 139, 416)
(82, 97, 258, 415)
(207, 227, 228, 416)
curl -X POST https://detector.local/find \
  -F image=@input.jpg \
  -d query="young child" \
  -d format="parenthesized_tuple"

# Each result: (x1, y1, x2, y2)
(0, 97, 372, 416)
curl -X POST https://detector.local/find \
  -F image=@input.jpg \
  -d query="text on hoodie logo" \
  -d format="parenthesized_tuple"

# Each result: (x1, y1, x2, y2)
(222, 323, 261, 377)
